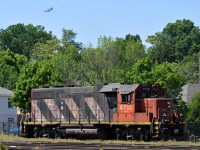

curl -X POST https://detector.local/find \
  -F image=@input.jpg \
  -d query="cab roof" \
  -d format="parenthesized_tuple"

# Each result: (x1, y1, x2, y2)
(99, 83, 122, 93)
(117, 84, 140, 94)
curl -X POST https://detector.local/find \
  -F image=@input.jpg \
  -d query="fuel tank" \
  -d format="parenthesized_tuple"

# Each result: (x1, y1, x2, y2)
(65, 128, 98, 139)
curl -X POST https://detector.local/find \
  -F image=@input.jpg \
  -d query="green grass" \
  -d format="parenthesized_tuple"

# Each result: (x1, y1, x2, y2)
(0, 133, 200, 147)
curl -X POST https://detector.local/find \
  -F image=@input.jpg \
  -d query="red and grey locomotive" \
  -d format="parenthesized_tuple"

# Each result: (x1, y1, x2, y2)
(23, 83, 184, 140)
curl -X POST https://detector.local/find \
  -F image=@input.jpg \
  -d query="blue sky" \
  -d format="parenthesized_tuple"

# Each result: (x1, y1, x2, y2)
(1, 0, 200, 48)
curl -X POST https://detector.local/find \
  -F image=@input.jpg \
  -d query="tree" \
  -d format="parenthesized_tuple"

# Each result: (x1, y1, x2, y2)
(12, 62, 39, 110)
(12, 36, 82, 110)
(0, 50, 27, 90)
(51, 45, 81, 86)
(51, 29, 82, 86)
(127, 58, 154, 84)
(79, 47, 106, 85)
(78, 36, 118, 85)
(178, 52, 200, 84)
(124, 34, 141, 43)
(31, 38, 61, 61)
(12, 59, 56, 110)
(127, 58, 185, 97)
(0, 23, 54, 58)
(186, 92, 200, 122)
(115, 34, 146, 82)
(152, 62, 185, 97)
(78, 34, 146, 85)
(96, 34, 146, 83)
(147, 19, 200, 63)
(61, 29, 82, 50)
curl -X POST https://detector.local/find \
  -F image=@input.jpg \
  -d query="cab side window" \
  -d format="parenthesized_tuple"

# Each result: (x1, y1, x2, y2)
(122, 94, 130, 103)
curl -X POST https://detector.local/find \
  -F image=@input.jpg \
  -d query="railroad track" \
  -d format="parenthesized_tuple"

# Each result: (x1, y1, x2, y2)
(2, 141, 200, 150)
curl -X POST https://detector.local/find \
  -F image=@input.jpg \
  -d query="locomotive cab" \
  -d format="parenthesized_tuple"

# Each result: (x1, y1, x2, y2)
(113, 84, 137, 122)
(114, 84, 183, 140)
(113, 84, 174, 122)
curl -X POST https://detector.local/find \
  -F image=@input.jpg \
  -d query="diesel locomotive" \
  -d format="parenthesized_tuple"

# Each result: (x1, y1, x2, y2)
(22, 83, 184, 140)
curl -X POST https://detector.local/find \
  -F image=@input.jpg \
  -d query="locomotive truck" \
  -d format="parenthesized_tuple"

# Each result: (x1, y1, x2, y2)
(22, 83, 184, 140)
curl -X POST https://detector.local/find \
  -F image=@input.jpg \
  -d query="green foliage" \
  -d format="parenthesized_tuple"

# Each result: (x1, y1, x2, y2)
(124, 34, 141, 42)
(128, 58, 185, 97)
(12, 62, 39, 110)
(79, 36, 119, 85)
(5, 19, 199, 112)
(11, 29, 85, 110)
(51, 45, 81, 86)
(0, 23, 54, 58)
(48, 30, 82, 86)
(61, 29, 82, 49)
(0, 50, 27, 90)
(152, 62, 185, 97)
(147, 19, 200, 63)
(31, 38, 61, 61)
(127, 57, 154, 83)
(12, 60, 55, 110)
(178, 52, 200, 84)
(186, 92, 200, 122)
(79, 34, 146, 85)
(79, 47, 109, 85)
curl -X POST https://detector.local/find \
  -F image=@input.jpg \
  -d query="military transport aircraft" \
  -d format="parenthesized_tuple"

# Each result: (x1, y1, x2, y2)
(44, 7, 53, 12)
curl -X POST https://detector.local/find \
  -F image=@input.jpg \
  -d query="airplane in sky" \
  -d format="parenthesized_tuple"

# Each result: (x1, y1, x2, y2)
(44, 7, 53, 12)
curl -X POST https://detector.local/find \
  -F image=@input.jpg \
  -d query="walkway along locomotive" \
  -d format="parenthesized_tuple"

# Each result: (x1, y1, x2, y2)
(22, 83, 184, 140)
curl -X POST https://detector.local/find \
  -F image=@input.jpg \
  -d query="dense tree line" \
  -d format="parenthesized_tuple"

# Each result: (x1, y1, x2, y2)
(0, 20, 200, 121)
